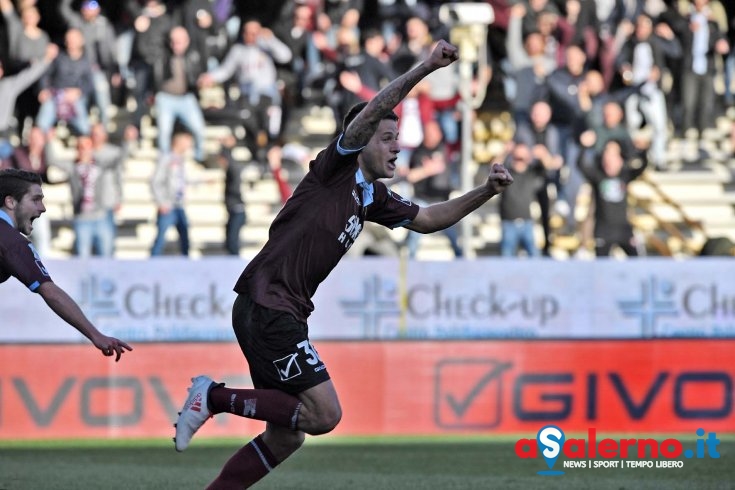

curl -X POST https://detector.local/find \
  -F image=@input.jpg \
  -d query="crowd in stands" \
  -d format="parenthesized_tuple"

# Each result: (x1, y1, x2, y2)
(0, 0, 732, 259)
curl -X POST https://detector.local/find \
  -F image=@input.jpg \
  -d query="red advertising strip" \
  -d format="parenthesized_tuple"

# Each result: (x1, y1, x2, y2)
(0, 341, 733, 439)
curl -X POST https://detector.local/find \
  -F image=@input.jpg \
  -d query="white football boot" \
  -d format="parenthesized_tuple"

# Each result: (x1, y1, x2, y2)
(174, 375, 220, 452)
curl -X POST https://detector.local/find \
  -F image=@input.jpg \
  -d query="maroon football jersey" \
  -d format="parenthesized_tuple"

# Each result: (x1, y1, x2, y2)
(0, 212, 52, 291)
(234, 137, 419, 322)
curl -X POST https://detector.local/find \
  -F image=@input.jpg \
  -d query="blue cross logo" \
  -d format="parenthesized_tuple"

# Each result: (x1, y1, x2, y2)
(617, 276, 679, 337)
(340, 275, 401, 338)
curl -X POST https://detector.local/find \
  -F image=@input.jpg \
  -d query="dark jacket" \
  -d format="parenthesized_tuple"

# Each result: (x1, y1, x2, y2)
(677, 16, 727, 76)
(616, 34, 682, 87)
(40, 52, 94, 97)
(154, 47, 206, 94)
(130, 6, 174, 67)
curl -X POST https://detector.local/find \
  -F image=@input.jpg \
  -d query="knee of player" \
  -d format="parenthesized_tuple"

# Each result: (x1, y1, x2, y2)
(310, 405, 342, 435)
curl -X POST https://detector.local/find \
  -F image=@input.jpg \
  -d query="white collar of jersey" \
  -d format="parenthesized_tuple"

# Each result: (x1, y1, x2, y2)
(355, 168, 374, 207)
(0, 209, 14, 227)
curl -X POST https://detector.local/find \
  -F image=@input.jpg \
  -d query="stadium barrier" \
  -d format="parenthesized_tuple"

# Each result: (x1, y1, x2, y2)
(2, 257, 735, 342)
(0, 340, 733, 439)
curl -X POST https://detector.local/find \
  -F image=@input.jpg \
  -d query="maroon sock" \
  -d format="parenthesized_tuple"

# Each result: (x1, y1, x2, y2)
(208, 386, 302, 430)
(206, 434, 279, 490)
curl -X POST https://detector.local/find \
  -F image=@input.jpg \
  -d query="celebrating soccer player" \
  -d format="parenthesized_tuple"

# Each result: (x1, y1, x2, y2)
(174, 39, 513, 489)
(0, 169, 132, 360)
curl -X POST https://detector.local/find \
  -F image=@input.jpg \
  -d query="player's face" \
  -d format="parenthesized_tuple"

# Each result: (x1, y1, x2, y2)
(14, 184, 45, 235)
(359, 119, 400, 182)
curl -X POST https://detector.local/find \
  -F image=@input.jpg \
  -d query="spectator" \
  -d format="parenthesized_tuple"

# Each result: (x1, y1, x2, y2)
(46, 134, 119, 258)
(36, 28, 94, 136)
(722, 0, 735, 107)
(593, 0, 630, 90)
(582, 99, 638, 158)
(504, 2, 557, 127)
(545, 43, 587, 224)
(521, 0, 560, 37)
(174, 0, 237, 71)
(273, 3, 317, 125)
(355, 29, 395, 90)
(514, 100, 563, 256)
(499, 141, 561, 258)
(150, 131, 192, 256)
(200, 17, 292, 115)
(339, 29, 395, 112)
(59, 0, 121, 129)
(0, 44, 57, 159)
(273, 2, 316, 107)
(217, 133, 245, 256)
(154, 26, 207, 162)
(266, 142, 311, 205)
(577, 132, 648, 257)
(324, 26, 363, 134)
(0, 0, 50, 134)
(533, 4, 565, 66)
(677, 0, 729, 139)
(5, 126, 48, 176)
(560, 0, 600, 66)
(404, 119, 462, 258)
(90, 123, 137, 253)
(374, 0, 414, 49)
(199, 19, 292, 164)
(390, 15, 432, 75)
(616, 14, 680, 170)
(322, 0, 363, 31)
(127, 0, 173, 131)
(0, 0, 48, 66)
(303, 8, 339, 101)
(425, 39, 464, 160)
(578, 69, 640, 137)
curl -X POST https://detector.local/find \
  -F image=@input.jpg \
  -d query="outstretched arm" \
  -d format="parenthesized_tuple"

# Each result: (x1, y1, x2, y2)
(37, 282, 133, 361)
(59, 0, 81, 27)
(407, 163, 514, 233)
(341, 40, 458, 149)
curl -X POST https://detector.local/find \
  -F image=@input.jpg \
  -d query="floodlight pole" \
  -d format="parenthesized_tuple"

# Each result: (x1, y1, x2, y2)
(448, 21, 492, 259)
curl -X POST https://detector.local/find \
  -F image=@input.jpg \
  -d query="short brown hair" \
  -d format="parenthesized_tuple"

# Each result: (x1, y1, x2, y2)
(0, 169, 42, 205)
(342, 102, 399, 133)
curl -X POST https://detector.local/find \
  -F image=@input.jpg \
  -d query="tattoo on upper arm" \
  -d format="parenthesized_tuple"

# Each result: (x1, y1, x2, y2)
(342, 65, 429, 149)
(342, 116, 376, 150)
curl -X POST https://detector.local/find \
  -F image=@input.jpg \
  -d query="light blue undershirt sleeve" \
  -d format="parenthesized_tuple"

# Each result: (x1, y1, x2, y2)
(336, 133, 365, 155)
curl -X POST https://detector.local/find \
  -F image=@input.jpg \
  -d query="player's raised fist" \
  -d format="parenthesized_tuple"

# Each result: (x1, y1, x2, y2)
(426, 40, 459, 69)
(486, 163, 514, 195)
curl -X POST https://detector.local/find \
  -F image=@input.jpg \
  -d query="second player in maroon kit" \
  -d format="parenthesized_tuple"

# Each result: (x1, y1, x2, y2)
(0, 168, 131, 360)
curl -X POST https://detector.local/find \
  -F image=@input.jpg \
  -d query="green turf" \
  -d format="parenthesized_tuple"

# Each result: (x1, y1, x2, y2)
(0, 437, 733, 490)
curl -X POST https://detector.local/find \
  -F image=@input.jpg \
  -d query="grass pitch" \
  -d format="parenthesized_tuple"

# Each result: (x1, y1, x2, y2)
(0, 436, 733, 489)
